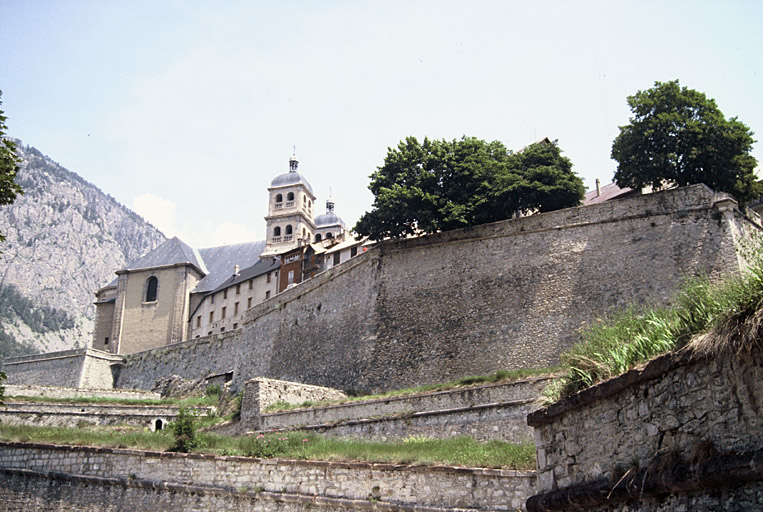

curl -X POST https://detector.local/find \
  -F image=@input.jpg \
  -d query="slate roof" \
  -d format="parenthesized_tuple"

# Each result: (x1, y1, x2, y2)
(270, 170, 315, 196)
(583, 182, 635, 205)
(194, 240, 267, 293)
(208, 256, 281, 295)
(120, 237, 208, 274)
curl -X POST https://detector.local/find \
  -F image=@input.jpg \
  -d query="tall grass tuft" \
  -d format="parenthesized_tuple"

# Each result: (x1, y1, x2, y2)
(547, 242, 763, 402)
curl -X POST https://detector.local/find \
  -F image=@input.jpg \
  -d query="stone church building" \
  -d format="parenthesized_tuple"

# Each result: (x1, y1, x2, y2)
(92, 155, 367, 355)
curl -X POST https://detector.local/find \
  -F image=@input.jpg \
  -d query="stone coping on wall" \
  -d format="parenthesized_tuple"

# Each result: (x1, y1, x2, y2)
(0, 467, 500, 512)
(527, 350, 696, 428)
(0, 440, 531, 478)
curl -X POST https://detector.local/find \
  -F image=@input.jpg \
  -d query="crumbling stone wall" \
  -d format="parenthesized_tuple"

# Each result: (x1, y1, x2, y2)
(526, 345, 763, 511)
(117, 186, 755, 394)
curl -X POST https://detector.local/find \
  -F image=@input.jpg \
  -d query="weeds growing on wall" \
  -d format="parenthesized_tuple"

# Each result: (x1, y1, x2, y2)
(546, 239, 763, 402)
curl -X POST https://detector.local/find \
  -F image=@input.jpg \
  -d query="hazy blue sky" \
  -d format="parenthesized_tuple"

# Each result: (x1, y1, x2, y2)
(1, 1, 761, 247)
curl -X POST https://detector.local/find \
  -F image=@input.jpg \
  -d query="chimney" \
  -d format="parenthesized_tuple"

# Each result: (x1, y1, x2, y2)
(595, 178, 601, 197)
(233, 265, 240, 276)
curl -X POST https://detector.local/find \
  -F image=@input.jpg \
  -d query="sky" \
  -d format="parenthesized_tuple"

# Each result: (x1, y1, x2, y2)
(1, 1, 762, 248)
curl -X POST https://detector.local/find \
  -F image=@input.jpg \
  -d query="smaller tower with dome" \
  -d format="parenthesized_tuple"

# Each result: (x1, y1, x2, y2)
(261, 154, 317, 257)
(314, 199, 347, 242)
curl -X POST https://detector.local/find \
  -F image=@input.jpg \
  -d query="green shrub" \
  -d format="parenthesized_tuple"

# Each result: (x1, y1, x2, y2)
(171, 407, 197, 453)
(205, 384, 222, 398)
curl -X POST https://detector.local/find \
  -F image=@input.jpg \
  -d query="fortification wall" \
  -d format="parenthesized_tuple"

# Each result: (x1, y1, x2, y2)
(252, 378, 549, 442)
(0, 442, 534, 511)
(2, 348, 121, 389)
(526, 343, 763, 511)
(117, 186, 753, 393)
(0, 403, 213, 430)
(4, 384, 159, 401)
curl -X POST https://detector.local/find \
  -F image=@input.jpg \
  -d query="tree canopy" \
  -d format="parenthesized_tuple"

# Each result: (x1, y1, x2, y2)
(354, 136, 585, 240)
(611, 80, 760, 204)
(0, 90, 23, 240)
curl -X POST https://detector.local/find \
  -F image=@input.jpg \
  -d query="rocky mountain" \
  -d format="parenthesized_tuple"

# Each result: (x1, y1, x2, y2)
(0, 141, 166, 358)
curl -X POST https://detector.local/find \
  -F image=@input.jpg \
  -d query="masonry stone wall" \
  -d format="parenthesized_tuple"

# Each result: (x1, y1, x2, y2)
(240, 377, 347, 428)
(116, 186, 754, 394)
(0, 442, 535, 511)
(253, 378, 549, 442)
(525, 344, 763, 511)
(4, 384, 159, 401)
(0, 403, 213, 430)
(2, 349, 121, 389)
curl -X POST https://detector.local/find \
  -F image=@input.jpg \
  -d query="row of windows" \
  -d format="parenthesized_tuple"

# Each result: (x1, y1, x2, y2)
(274, 192, 312, 208)
(273, 226, 308, 239)
(196, 290, 273, 328)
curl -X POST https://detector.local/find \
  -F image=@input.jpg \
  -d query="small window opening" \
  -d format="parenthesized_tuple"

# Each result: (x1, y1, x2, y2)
(155, 419, 164, 431)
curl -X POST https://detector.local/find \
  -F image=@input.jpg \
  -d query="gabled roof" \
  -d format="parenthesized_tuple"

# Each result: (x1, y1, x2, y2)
(193, 240, 267, 293)
(120, 237, 208, 274)
(208, 256, 281, 295)
(583, 182, 636, 205)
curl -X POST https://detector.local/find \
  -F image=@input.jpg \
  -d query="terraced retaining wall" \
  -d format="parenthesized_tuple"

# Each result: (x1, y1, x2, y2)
(254, 377, 550, 442)
(0, 442, 535, 511)
(526, 344, 763, 511)
(0, 403, 214, 430)
(115, 186, 753, 394)
(4, 384, 160, 401)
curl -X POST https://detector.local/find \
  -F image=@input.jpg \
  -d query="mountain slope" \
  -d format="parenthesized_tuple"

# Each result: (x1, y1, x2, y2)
(0, 141, 166, 357)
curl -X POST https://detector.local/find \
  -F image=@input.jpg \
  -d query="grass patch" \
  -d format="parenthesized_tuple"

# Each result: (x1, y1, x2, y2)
(0, 425, 534, 469)
(546, 245, 763, 402)
(263, 366, 559, 413)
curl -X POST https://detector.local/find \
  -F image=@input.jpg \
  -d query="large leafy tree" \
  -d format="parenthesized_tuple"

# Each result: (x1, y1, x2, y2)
(0, 90, 23, 241)
(611, 80, 760, 204)
(355, 136, 584, 240)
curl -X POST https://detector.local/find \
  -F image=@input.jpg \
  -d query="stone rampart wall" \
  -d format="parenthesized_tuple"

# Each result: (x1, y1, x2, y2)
(286, 400, 539, 443)
(2, 348, 121, 389)
(0, 403, 214, 430)
(4, 384, 160, 401)
(525, 344, 763, 511)
(240, 377, 347, 427)
(0, 442, 535, 511)
(115, 186, 754, 393)
(255, 378, 549, 442)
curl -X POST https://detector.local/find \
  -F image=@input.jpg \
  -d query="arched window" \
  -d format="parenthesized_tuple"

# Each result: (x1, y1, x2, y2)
(326, 232, 334, 239)
(315, 233, 322, 242)
(285, 225, 293, 235)
(275, 193, 283, 202)
(308, 200, 312, 208)
(273, 226, 281, 237)
(302, 228, 306, 238)
(287, 192, 295, 201)
(145, 276, 158, 302)
(154, 419, 164, 431)
(303, 195, 306, 204)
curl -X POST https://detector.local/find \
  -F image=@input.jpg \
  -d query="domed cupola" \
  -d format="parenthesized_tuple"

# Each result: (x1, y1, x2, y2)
(313, 200, 347, 243)
(262, 153, 317, 257)
(270, 155, 314, 195)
